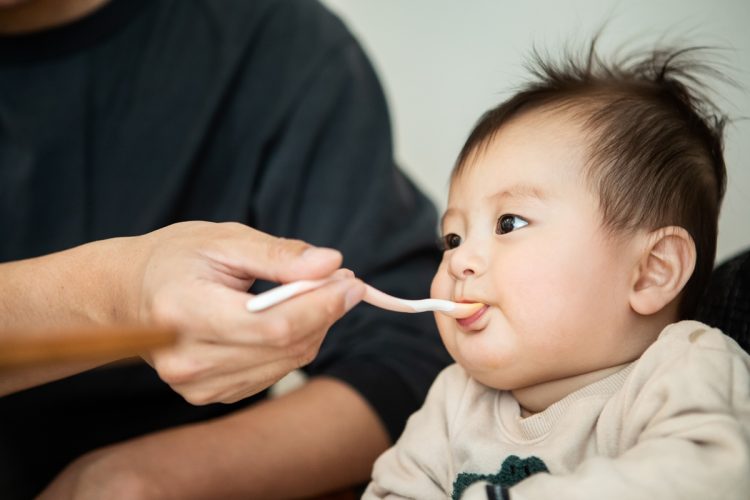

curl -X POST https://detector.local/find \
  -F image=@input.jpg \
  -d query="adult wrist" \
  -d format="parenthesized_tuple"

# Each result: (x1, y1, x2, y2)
(110, 233, 154, 325)
(74, 234, 151, 326)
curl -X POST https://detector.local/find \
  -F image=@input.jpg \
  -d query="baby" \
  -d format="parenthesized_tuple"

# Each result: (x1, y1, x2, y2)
(364, 43, 750, 500)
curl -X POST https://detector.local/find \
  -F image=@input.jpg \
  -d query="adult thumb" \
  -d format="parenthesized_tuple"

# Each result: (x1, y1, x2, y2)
(223, 227, 343, 283)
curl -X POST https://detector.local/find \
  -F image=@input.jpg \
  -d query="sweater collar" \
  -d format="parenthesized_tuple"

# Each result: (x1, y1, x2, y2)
(498, 363, 634, 441)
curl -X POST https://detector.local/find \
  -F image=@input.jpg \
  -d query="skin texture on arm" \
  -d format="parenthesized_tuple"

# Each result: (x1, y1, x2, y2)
(0, 236, 143, 394)
(40, 377, 391, 499)
(0, 237, 141, 331)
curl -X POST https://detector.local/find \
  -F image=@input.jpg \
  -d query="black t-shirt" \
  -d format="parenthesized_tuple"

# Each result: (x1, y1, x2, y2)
(0, 0, 450, 496)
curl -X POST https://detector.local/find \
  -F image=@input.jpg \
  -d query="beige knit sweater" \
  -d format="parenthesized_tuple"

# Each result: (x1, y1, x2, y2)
(364, 321, 750, 500)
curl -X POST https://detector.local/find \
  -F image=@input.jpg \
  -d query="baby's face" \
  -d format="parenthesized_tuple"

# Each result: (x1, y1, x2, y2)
(432, 110, 643, 390)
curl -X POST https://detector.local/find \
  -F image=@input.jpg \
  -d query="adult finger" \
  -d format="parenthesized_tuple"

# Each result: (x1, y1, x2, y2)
(150, 340, 293, 390)
(191, 275, 363, 346)
(157, 272, 363, 346)
(244, 277, 365, 346)
(169, 360, 300, 405)
(215, 224, 343, 283)
(152, 337, 324, 404)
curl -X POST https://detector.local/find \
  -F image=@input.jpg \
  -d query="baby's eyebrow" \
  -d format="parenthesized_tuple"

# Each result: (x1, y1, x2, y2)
(490, 184, 548, 202)
(440, 184, 548, 228)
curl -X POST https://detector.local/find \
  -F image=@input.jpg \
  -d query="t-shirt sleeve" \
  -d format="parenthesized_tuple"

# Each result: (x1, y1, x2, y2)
(248, 25, 451, 440)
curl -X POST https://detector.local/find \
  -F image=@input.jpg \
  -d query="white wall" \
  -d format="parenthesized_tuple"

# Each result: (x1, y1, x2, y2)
(321, 0, 750, 263)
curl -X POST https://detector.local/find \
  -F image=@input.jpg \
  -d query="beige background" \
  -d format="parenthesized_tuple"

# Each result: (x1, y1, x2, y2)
(321, 0, 750, 263)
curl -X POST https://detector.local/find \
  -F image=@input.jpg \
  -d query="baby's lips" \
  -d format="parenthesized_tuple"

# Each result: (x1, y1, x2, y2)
(449, 302, 485, 319)
(455, 304, 490, 330)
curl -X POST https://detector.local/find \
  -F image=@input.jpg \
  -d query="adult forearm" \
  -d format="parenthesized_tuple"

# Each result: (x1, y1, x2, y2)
(207, 377, 391, 497)
(0, 236, 141, 331)
(42, 377, 392, 499)
(0, 237, 145, 395)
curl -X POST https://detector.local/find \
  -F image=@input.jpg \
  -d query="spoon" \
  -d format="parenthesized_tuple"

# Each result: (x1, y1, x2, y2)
(245, 277, 484, 319)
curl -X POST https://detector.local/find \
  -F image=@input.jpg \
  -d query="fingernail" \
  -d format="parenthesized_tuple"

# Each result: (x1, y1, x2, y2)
(334, 268, 355, 279)
(302, 247, 341, 263)
(344, 281, 365, 312)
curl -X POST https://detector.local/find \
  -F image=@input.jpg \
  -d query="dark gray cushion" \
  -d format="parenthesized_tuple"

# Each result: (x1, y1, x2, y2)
(695, 249, 750, 352)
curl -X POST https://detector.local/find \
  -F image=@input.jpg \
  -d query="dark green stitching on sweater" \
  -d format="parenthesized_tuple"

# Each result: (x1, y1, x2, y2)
(452, 454, 549, 500)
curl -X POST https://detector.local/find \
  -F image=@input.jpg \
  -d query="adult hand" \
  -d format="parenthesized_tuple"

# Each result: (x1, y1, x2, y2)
(131, 221, 365, 404)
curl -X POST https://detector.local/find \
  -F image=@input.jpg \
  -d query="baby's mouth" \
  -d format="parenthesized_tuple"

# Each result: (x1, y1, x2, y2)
(456, 304, 489, 329)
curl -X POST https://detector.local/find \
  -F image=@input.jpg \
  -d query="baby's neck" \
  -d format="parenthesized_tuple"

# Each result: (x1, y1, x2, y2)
(512, 362, 631, 417)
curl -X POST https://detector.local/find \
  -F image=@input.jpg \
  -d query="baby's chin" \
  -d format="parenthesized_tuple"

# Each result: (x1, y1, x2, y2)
(455, 358, 522, 391)
(469, 370, 519, 391)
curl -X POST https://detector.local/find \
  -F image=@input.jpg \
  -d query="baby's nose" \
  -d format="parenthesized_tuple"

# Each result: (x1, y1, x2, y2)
(448, 243, 485, 279)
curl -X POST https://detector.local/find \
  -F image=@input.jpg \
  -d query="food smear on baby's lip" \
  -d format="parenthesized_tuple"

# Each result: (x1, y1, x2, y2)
(451, 302, 487, 318)
(456, 307, 489, 330)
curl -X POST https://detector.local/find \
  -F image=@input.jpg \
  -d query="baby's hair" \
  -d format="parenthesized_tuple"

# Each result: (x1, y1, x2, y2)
(454, 39, 729, 319)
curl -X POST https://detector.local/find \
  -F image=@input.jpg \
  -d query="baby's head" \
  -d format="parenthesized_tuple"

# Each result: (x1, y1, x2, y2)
(432, 43, 727, 391)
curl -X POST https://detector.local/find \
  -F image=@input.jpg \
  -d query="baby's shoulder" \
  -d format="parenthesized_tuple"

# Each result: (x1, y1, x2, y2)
(650, 320, 748, 359)
(630, 320, 750, 403)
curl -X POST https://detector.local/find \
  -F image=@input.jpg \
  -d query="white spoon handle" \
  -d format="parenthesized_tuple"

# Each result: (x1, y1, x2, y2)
(246, 278, 483, 318)
(245, 278, 331, 312)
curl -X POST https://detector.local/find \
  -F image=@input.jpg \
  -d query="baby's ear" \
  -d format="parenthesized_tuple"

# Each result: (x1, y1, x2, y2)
(630, 226, 696, 316)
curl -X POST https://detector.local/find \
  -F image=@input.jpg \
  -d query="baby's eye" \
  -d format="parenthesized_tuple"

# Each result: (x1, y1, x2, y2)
(441, 233, 462, 250)
(496, 214, 528, 235)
